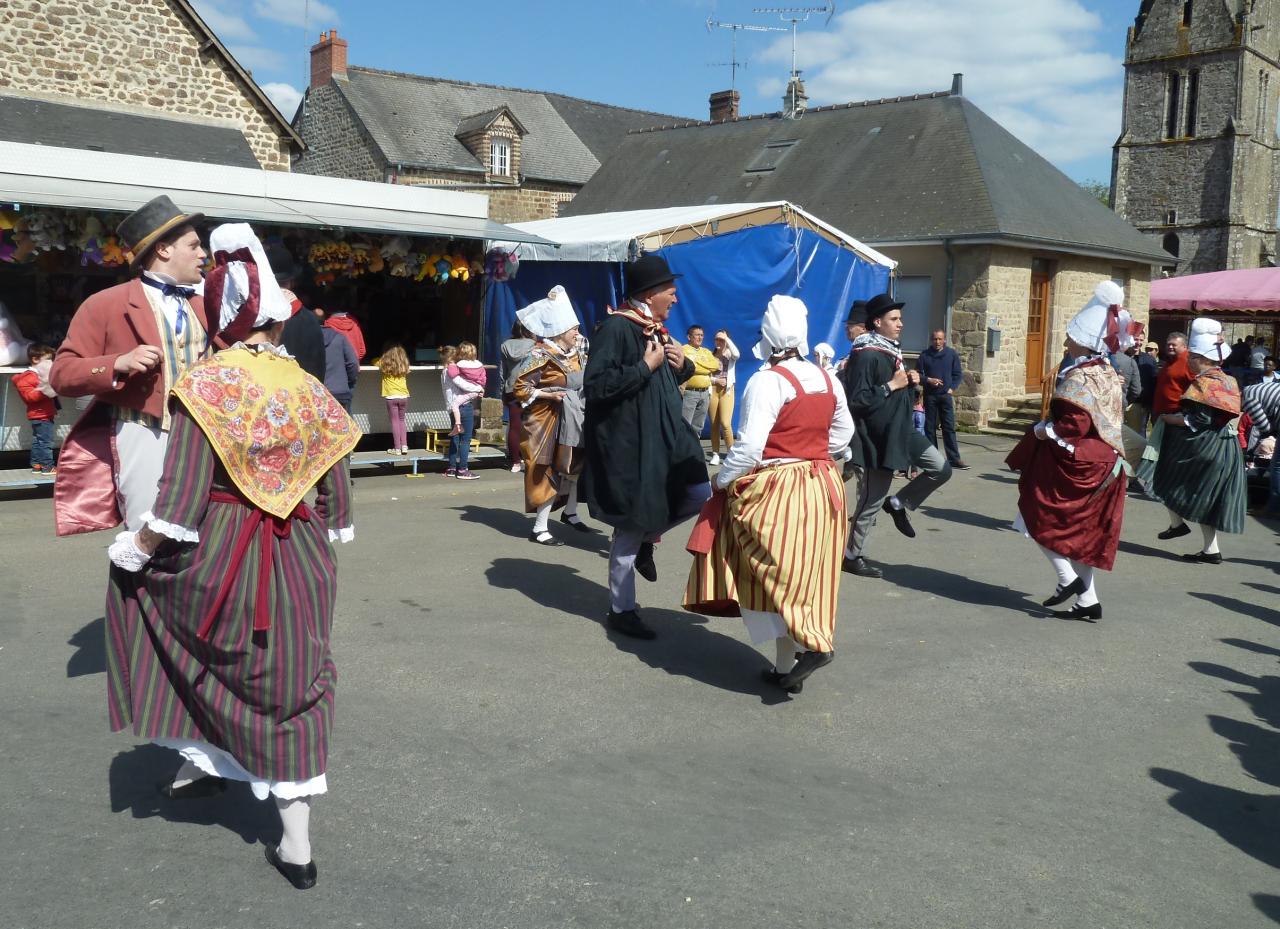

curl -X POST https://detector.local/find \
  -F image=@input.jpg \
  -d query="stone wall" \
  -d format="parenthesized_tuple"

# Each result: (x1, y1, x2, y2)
(397, 169, 576, 223)
(0, 0, 293, 170)
(292, 83, 384, 182)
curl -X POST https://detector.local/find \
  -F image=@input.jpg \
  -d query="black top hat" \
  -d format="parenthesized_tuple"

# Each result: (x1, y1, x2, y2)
(625, 253, 682, 298)
(863, 292, 905, 325)
(263, 243, 301, 283)
(115, 195, 204, 269)
(847, 299, 868, 323)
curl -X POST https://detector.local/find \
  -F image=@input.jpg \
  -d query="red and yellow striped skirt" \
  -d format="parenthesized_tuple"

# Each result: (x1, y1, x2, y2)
(684, 459, 847, 653)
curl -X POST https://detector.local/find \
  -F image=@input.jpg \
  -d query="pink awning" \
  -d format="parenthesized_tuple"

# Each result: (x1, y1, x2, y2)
(1149, 267, 1280, 313)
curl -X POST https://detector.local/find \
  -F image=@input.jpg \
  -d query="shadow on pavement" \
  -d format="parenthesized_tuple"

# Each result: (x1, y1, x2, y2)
(1253, 894, 1280, 925)
(1243, 582, 1280, 597)
(1221, 637, 1280, 659)
(67, 617, 105, 678)
(1188, 592, 1280, 628)
(877, 563, 1036, 614)
(108, 744, 276, 847)
(485, 556, 794, 704)
(1117, 538, 1185, 562)
(916, 506, 1013, 533)
(452, 504, 610, 554)
(978, 472, 1019, 485)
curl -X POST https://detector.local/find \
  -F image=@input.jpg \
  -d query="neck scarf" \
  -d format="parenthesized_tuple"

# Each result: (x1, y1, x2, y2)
(608, 300, 669, 341)
(850, 331, 903, 369)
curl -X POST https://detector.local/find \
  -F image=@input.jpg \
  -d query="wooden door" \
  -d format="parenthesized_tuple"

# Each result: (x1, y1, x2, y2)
(1025, 270, 1050, 391)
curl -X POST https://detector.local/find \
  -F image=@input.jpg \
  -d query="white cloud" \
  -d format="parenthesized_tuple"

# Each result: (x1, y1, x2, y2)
(261, 81, 303, 120)
(189, 0, 255, 43)
(251, 0, 339, 28)
(753, 0, 1122, 171)
(228, 43, 287, 73)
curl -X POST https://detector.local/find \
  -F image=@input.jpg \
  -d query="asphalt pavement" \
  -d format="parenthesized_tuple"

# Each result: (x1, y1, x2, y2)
(1, 433, 1277, 929)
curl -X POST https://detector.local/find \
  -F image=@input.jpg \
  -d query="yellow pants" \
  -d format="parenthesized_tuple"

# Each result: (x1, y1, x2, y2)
(709, 384, 735, 453)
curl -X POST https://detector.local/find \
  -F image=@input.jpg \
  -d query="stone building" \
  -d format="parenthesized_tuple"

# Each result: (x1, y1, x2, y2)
(1111, 0, 1280, 274)
(293, 31, 679, 224)
(564, 81, 1170, 429)
(0, 0, 300, 170)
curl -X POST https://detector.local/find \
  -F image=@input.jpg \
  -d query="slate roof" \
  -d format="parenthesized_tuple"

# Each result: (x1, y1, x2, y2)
(0, 94, 261, 168)
(564, 92, 1172, 265)
(329, 67, 680, 185)
(454, 105, 525, 138)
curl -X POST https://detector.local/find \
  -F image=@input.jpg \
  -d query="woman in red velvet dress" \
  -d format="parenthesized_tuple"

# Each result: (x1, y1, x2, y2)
(1006, 282, 1130, 623)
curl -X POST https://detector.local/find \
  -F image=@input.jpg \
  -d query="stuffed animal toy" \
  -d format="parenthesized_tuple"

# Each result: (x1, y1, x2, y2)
(414, 253, 437, 283)
(0, 233, 15, 263)
(24, 210, 70, 253)
(99, 235, 126, 267)
(448, 254, 470, 282)
(0, 209, 17, 231)
(380, 236, 411, 260)
(0, 301, 33, 366)
(78, 216, 106, 266)
(433, 256, 452, 285)
(367, 250, 385, 273)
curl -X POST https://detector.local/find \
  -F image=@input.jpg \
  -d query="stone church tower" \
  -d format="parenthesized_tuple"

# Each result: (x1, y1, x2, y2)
(1112, 0, 1280, 274)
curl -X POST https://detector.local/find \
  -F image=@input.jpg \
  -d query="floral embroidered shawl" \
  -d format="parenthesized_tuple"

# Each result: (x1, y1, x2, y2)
(172, 347, 360, 518)
(1182, 366, 1241, 416)
(1054, 356, 1126, 455)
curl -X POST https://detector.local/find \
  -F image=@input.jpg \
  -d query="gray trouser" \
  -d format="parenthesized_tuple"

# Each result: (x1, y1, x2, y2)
(609, 481, 713, 612)
(681, 388, 710, 433)
(847, 437, 951, 558)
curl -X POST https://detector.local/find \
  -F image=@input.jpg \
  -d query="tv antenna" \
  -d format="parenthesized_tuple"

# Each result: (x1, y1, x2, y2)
(706, 19, 786, 92)
(753, 4, 836, 116)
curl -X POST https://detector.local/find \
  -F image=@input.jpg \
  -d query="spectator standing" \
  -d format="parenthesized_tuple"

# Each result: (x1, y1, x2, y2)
(681, 325, 720, 435)
(1262, 355, 1279, 383)
(321, 326, 358, 413)
(267, 244, 325, 382)
(13, 342, 58, 473)
(500, 320, 536, 473)
(916, 329, 969, 469)
(322, 294, 366, 362)
(440, 343, 484, 480)
(1130, 340, 1159, 434)
(1109, 343, 1142, 411)
(707, 328, 739, 466)
(377, 345, 411, 456)
(1250, 337, 1269, 373)
(1152, 331, 1193, 415)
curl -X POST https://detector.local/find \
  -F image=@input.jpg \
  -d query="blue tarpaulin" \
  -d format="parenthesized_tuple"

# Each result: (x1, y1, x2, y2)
(483, 223, 891, 430)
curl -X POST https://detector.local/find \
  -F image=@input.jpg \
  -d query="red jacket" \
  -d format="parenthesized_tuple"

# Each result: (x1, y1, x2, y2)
(12, 370, 56, 420)
(1152, 351, 1193, 415)
(324, 314, 366, 362)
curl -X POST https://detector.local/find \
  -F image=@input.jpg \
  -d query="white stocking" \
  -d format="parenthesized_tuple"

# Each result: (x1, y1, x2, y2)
(774, 636, 799, 674)
(1200, 523, 1220, 554)
(563, 479, 580, 519)
(1039, 545, 1076, 588)
(1069, 561, 1098, 607)
(533, 500, 552, 535)
(1166, 508, 1186, 529)
(275, 797, 312, 865)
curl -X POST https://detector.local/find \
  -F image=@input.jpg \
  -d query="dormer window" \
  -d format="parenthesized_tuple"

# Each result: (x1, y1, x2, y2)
(491, 138, 511, 177)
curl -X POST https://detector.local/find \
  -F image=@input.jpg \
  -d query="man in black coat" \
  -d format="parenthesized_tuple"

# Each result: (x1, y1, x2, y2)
(583, 254, 711, 639)
(266, 244, 326, 382)
(842, 293, 953, 578)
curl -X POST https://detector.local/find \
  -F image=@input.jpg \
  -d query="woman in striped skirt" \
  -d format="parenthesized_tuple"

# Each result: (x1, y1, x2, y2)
(684, 295, 855, 693)
(106, 225, 359, 889)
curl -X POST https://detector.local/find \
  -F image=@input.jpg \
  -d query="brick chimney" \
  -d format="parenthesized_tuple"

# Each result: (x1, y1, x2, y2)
(309, 29, 348, 90)
(709, 89, 740, 122)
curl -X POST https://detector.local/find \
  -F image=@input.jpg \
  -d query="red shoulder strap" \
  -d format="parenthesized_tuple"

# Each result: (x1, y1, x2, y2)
(769, 364, 805, 394)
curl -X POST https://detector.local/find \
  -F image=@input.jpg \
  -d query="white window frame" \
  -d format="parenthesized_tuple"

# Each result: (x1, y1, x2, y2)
(490, 138, 511, 177)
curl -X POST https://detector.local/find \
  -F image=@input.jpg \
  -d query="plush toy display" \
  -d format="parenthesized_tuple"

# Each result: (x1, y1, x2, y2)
(0, 301, 33, 366)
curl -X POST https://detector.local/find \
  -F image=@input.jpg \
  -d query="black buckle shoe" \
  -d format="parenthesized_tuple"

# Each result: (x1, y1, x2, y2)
(264, 845, 317, 890)
(560, 514, 595, 533)
(778, 650, 834, 689)
(157, 775, 227, 801)
(1157, 523, 1191, 540)
(635, 541, 658, 582)
(528, 530, 564, 546)
(842, 556, 883, 579)
(761, 668, 803, 694)
(605, 609, 656, 640)
(1043, 576, 1087, 607)
(1050, 603, 1102, 622)
(1181, 550, 1223, 564)
(886, 502, 916, 538)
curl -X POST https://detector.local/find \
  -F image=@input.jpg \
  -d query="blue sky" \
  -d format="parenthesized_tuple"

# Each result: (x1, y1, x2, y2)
(194, 0, 1141, 185)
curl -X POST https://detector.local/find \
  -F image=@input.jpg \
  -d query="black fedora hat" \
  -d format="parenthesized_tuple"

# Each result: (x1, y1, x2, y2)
(847, 299, 868, 323)
(863, 292, 905, 325)
(625, 253, 682, 298)
(264, 242, 301, 283)
(116, 195, 204, 269)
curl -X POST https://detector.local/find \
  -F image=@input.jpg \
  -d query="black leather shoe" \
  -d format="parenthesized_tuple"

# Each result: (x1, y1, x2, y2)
(779, 650, 834, 689)
(842, 556, 882, 578)
(635, 542, 658, 582)
(1181, 550, 1223, 564)
(1157, 524, 1191, 540)
(528, 530, 564, 546)
(1043, 576, 1087, 607)
(885, 502, 916, 538)
(952, 460, 971, 470)
(1051, 603, 1102, 622)
(761, 668, 802, 694)
(560, 514, 595, 533)
(157, 775, 227, 801)
(605, 609, 656, 640)
(264, 844, 317, 890)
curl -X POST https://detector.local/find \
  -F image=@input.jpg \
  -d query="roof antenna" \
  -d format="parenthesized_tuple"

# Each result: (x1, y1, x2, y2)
(705, 18, 787, 92)
(752, 3, 836, 119)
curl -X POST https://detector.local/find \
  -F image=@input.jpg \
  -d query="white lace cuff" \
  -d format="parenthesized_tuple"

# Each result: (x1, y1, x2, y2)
(1042, 422, 1075, 455)
(139, 510, 199, 543)
(108, 531, 152, 572)
(329, 526, 355, 543)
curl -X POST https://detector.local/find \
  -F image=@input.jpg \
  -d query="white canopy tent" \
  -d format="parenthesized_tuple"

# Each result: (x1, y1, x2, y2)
(487, 201, 896, 270)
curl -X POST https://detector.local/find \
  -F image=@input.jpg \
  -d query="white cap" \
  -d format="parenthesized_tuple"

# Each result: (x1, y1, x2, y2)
(207, 223, 291, 332)
(1187, 316, 1228, 362)
(813, 342, 835, 363)
(1066, 280, 1127, 353)
(516, 285, 580, 339)
(752, 294, 809, 361)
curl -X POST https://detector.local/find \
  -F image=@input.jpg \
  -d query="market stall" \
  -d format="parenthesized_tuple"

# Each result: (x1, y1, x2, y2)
(1148, 266, 1280, 347)
(0, 140, 548, 452)
(484, 202, 895, 428)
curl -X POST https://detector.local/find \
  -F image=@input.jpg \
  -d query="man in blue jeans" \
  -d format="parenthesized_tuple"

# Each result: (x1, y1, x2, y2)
(916, 330, 969, 470)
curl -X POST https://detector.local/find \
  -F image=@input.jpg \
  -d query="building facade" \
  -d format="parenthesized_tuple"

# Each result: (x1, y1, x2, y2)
(1112, 0, 1280, 274)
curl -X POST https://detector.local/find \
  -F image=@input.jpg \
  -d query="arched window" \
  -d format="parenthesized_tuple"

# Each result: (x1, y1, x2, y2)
(1182, 0, 1193, 27)
(1162, 232, 1180, 258)
(1165, 72, 1181, 139)
(1185, 69, 1200, 137)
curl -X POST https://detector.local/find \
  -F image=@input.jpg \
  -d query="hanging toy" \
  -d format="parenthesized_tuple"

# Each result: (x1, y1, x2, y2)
(448, 254, 470, 282)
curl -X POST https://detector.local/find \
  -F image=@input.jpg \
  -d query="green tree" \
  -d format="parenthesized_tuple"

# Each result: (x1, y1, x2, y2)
(1079, 179, 1113, 208)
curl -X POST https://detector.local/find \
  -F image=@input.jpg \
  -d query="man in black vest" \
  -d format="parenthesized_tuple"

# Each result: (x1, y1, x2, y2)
(583, 254, 711, 639)
(842, 293, 953, 578)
